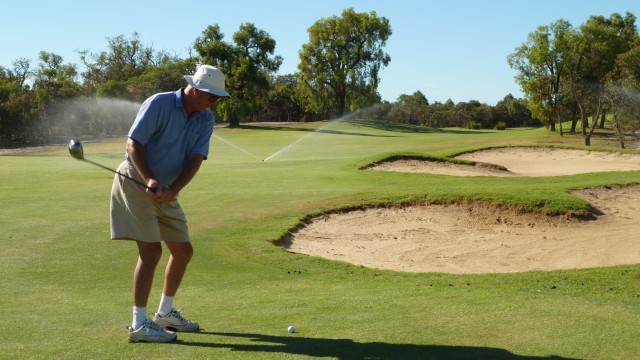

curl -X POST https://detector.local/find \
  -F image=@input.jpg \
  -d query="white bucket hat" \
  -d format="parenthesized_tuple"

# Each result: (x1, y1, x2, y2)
(184, 65, 231, 98)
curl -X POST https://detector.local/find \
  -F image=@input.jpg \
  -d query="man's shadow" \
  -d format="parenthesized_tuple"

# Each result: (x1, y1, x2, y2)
(175, 331, 579, 360)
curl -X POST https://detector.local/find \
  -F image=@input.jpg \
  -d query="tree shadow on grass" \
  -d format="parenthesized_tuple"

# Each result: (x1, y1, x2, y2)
(176, 332, 580, 360)
(234, 119, 495, 136)
(346, 119, 493, 135)
(237, 123, 398, 138)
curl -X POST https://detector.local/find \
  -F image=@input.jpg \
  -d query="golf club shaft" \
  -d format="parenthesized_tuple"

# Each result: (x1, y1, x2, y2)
(83, 158, 156, 192)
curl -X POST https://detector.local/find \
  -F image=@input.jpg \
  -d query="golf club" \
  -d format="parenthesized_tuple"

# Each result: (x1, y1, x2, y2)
(68, 139, 156, 192)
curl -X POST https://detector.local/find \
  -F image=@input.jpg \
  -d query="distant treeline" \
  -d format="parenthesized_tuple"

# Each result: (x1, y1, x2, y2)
(2, 8, 637, 147)
(359, 92, 538, 130)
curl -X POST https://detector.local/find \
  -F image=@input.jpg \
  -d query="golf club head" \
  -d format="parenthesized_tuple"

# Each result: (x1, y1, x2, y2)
(68, 139, 85, 160)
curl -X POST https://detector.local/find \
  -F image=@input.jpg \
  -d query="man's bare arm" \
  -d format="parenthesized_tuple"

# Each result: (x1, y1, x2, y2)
(126, 138, 160, 192)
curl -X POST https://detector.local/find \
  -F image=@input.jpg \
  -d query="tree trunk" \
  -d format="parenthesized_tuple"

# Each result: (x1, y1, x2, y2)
(584, 104, 601, 146)
(598, 108, 607, 129)
(336, 91, 346, 118)
(578, 103, 588, 136)
(570, 107, 578, 133)
(613, 113, 625, 149)
(228, 113, 240, 128)
(556, 111, 563, 136)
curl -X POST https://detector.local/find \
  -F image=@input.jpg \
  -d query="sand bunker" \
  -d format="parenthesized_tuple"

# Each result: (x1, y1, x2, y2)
(281, 148, 640, 273)
(371, 147, 640, 177)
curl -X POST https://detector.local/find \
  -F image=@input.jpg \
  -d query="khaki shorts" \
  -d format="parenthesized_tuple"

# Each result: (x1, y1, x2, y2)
(110, 161, 189, 243)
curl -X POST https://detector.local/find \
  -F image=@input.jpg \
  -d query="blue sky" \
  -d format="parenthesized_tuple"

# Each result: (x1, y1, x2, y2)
(1, 0, 637, 105)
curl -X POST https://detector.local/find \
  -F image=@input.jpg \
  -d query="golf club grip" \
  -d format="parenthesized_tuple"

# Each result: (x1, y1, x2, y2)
(84, 159, 155, 192)
(118, 172, 157, 193)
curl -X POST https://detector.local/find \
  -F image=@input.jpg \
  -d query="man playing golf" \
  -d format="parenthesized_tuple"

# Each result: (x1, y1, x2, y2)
(110, 65, 229, 343)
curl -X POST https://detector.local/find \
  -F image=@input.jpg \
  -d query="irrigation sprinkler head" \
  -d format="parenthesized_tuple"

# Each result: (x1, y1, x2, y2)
(68, 139, 85, 160)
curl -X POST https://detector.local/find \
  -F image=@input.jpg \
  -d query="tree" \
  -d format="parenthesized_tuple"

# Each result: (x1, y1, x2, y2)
(0, 59, 41, 145)
(604, 85, 640, 148)
(194, 23, 282, 126)
(508, 20, 572, 133)
(0, 68, 24, 144)
(34, 52, 82, 99)
(11, 58, 32, 88)
(31, 52, 83, 142)
(510, 12, 638, 145)
(605, 37, 640, 148)
(563, 12, 636, 145)
(80, 32, 166, 93)
(262, 74, 304, 121)
(121, 58, 196, 102)
(394, 91, 429, 125)
(297, 8, 391, 118)
(495, 94, 537, 128)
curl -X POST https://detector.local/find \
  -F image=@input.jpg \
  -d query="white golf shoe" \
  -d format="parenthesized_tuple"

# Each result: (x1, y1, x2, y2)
(153, 308, 200, 332)
(127, 319, 177, 343)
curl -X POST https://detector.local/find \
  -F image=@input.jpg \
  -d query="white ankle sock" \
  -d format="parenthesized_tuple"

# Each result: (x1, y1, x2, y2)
(157, 294, 175, 316)
(132, 306, 147, 330)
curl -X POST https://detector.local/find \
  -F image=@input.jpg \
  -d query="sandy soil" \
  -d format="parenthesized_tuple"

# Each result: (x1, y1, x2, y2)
(371, 147, 640, 177)
(281, 147, 640, 274)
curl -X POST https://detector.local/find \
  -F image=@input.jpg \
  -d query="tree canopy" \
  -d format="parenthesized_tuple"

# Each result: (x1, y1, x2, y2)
(194, 23, 283, 126)
(297, 8, 391, 118)
(1, 9, 638, 147)
(509, 12, 639, 145)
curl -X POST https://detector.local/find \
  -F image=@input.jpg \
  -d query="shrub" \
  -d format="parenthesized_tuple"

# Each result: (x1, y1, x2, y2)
(466, 121, 481, 129)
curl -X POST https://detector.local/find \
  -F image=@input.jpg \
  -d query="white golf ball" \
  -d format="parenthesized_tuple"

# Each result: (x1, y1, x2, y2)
(287, 325, 296, 333)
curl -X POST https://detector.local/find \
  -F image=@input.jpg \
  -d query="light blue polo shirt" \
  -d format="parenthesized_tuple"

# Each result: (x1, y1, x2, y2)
(127, 88, 214, 186)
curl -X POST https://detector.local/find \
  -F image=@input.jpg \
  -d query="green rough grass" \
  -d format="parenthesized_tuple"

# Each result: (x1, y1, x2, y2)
(1, 119, 639, 359)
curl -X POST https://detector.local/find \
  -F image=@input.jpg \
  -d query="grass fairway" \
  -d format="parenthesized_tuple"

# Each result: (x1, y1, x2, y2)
(1, 119, 639, 359)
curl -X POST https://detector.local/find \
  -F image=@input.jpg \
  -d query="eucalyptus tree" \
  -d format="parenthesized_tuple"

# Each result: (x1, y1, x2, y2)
(508, 20, 572, 133)
(9, 58, 32, 88)
(32, 52, 83, 141)
(297, 8, 391, 118)
(263, 74, 304, 121)
(194, 23, 282, 126)
(79, 32, 167, 94)
(123, 58, 196, 102)
(0, 64, 28, 144)
(563, 12, 636, 145)
(394, 91, 429, 125)
(605, 37, 640, 148)
(495, 94, 536, 127)
(510, 12, 637, 145)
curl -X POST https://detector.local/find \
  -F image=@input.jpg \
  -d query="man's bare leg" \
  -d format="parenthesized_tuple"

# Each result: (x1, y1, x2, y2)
(133, 241, 163, 307)
(162, 241, 193, 297)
